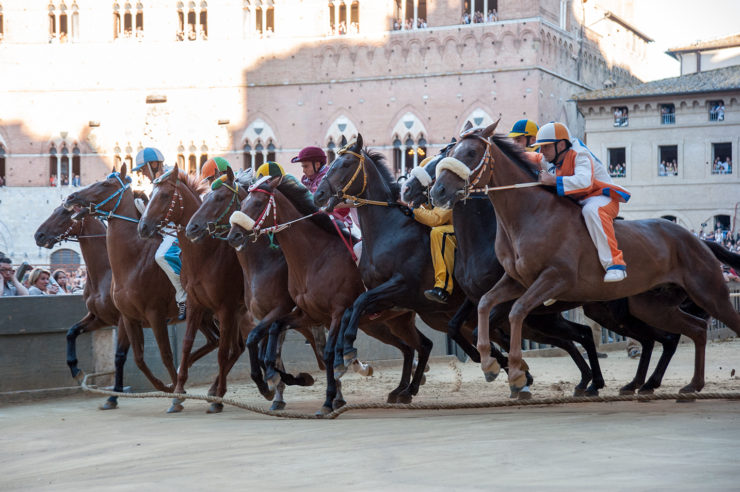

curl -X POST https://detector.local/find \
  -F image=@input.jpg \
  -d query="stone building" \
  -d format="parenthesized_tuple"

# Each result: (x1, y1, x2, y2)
(573, 65, 740, 234)
(0, 0, 652, 263)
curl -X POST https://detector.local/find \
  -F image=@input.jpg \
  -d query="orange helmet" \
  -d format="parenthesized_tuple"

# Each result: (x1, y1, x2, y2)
(200, 157, 231, 181)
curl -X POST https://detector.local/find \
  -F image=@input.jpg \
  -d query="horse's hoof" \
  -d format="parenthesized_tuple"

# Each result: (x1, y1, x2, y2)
(99, 397, 118, 411)
(296, 372, 315, 387)
(517, 387, 532, 400)
(619, 387, 636, 395)
(584, 388, 599, 397)
(266, 373, 282, 392)
(332, 398, 346, 410)
(420, 374, 426, 386)
(73, 369, 86, 385)
(637, 387, 655, 395)
(387, 392, 400, 403)
(315, 405, 333, 416)
(677, 385, 698, 402)
(484, 371, 498, 382)
(167, 403, 184, 413)
(573, 387, 586, 397)
(206, 403, 224, 414)
(397, 392, 413, 404)
(270, 400, 287, 411)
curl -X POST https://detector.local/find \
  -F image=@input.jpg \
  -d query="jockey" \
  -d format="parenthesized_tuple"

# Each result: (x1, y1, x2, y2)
(533, 122, 631, 282)
(507, 119, 539, 151)
(133, 147, 187, 320)
(409, 156, 456, 304)
(200, 156, 231, 184)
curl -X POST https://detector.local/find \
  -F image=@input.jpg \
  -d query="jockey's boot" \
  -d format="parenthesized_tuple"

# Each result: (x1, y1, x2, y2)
(603, 268, 627, 283)
(424, 287, 450, 304)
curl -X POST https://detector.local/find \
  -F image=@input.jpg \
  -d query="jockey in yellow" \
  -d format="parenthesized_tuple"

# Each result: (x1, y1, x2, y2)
(507, 119, 539, 151)
(534, 122, 630, 282)
(411, 156, 456, 304)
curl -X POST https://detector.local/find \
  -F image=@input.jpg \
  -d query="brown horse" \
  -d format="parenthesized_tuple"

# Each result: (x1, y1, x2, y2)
(35, 206, 128, 410)
(138, 166, 250, 413)
(187, 167, 326, 411)
(64, 165, 219, 394)
(227, 175, 424, 413)
(430, 124, 740, 393)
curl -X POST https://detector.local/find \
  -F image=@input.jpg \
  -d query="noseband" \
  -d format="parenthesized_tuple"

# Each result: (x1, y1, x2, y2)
(88, 173, 139, 223)
(206, 181, 241, 239)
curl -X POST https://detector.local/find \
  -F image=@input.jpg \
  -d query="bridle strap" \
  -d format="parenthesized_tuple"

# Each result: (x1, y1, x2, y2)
(155, 180, 185, 233)
(207, 182, 241, 239)
(89, 174, 139, 223)
(336, 148, 367, 198)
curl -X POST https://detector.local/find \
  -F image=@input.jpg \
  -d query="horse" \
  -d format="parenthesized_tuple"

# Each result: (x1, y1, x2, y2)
(138, 165, 251, 413)
(34, 206, 129, 410)
(312, 136, 529, 393)
(430, 123, 740, 394)
(403, 151, 689, 396)
(227, 175, 424, 412)
(187, 166, 326, 411)
(64, 165, 220, 394)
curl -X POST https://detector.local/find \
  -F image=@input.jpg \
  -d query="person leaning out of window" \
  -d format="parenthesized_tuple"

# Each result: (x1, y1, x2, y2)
(27, 268, 59, 296)
(0, 258, 29, 296)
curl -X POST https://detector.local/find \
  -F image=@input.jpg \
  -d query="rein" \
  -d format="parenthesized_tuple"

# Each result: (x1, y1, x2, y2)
(88, 174, 140, 223)
(207, 182, 241, 240)
(331, 148, 395, 207)
(54, 217, 107, 243)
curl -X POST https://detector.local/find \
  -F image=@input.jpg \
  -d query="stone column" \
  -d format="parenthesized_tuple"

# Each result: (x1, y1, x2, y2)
(56, 154, 62, 188)
(413, 0, 418, 28)
(401, 0, 407, 30)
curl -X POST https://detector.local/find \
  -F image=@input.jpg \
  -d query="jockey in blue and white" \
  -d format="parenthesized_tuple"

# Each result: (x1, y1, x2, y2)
(133, 147, 187, 320)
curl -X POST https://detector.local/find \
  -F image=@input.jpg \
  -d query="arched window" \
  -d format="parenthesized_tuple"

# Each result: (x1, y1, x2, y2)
(123, 2, 132, 37)
(59, 2, 68, 43)
(265, 2, 274, 34)
(49, 145, 58, 186)
(0, 4, 5, 42)
(188, 155, 197, 174)
(242, 0, 251, 39)
(50, 248, 81, 272)
(176, 2, 184, 40)
(71, 2, 79, 41)
(199, 1, 208, 39)
(199, 142, 208, 172)
(393, 138, 402, 174)
(113, 3, 121, 39)
(267, 141, 276, 162)
(113, 144, 122, 171)
(338, 1, 347, 34)
(255, 142, 265, 167)
(0, 144, 6, 186)
(135, 2, 144, 37)
(350, 1, 359, 33)
(404, 136, 415, 173)
(72, 144, 81, 186)
(242, 142, 252, 170)
(187, 2, 196, 40)
(49, 4, 57, 40)
(327, 138, 336, 163)
(328, 1, 335, 34)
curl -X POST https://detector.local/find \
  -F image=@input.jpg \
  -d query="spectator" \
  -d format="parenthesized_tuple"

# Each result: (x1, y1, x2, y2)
(658, 161, 666, 176)
(724, 157, 732, 173)
(0, 175, 4, 187)
(718, 103, 725, 121)
(72, 174, 81, 187)
(53, 269, 73, 294)
(50, 174, 57, 187)
(62, 175, 69, 186)
(28, 268, 59, 296)
(1, 258, 29, 296)
(723, 266, 739, 282)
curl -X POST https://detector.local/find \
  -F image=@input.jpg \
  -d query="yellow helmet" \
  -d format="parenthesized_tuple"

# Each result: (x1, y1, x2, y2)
(418, 156, 435, 168)
(507, 119, 539, 138)
(255, 161, 286, 179)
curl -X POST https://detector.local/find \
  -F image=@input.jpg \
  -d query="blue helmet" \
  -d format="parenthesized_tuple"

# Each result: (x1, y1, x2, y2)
(133, 147, 165, 171)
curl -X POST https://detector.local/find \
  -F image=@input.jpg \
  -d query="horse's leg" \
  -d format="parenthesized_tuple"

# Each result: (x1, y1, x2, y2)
(318, 318, 341, 416)
(294, 324, 327, 370)
(270, 331, 288, 411)
(447, 298, 482, 363)
(100, 319, 130, 410)
(148, 314, 178, 389)
(498, 270, 568, 393)
(333, 308, 354, 378)
(476, 274, 527, 385)
(207, 309, 243, 414)
(388, 314, 433, 402)
(185, 312, 220, 367)
(167, 307, 206, 413)
(66, 312, 99, 380)
(264, 316, 295, 391)
(245, 308, 288, 400)
(125, 317, 172, 392)
(639, 333, 681, 394)
(339, 275, 408, 371)
(628, 296, 707, 393)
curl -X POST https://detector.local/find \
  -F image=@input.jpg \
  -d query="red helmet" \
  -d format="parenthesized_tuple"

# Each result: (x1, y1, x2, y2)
(291, 146, 326, 165)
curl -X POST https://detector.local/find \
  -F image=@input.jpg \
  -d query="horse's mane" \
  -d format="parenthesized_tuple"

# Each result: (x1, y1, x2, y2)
(275, 175, 353, 242)
(364, 148, 400, 199)
(490, 135, 540, 180)
(175, 169, 210, 197)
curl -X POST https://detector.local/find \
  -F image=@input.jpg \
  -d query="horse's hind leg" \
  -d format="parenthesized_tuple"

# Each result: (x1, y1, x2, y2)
(66, 313, 100, 381)
(168, 307, 206, 413)
(101, 319, 129, 410)
(448, 298, 482, 363)
(125, 317, 172, 392)
(628, 297, 707, 393)
(148, 315, 178, 388)
(639, 332, 680, 394)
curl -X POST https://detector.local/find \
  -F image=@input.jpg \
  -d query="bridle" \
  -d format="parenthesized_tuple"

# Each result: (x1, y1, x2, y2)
(151, 178, 185, 234)
(325, 146, 398, 208)
(247, 183, 319, 238)
(207, 180, 242, 239)
(87, 173, 139, 223)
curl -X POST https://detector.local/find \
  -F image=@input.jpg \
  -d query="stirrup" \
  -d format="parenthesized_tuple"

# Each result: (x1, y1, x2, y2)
(603, 268, 627, 283)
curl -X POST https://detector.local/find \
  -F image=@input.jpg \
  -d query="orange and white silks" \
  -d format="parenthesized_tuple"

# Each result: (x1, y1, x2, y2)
(548, 146, 631, 272)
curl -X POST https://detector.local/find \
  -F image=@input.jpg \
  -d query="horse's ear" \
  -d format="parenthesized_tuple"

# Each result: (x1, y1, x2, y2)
(226, 165, 235, 183)
(170, 163, 180, 182)
(268, 175, 282, 189)
(463, 120, 473, 133)
(120, 163, 128, 180)
(481, 118, 501, 138)
(353, 134, 364, 152)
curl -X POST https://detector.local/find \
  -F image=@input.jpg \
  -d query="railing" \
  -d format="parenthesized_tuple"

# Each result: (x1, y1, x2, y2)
(661, 113, 675, 125)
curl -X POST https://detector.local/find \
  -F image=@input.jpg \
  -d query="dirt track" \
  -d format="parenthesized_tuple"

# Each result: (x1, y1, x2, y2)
(2, 339, 740, 490)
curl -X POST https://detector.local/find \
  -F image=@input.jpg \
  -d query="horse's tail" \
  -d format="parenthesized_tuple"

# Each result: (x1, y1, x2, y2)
(703, 240, 740, 271)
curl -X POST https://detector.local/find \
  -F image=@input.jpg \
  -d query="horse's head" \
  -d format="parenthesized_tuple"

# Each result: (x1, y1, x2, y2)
(400, 138, 456, 207)
(35, 205, 83, 248)
(313, 134, 364, 209)
(227, 175, 280, 250)
(138, 165, 184, 239)
(430, 121, 499, 209)
(187, 165, 241, 242)
(64, 164, 133, 216)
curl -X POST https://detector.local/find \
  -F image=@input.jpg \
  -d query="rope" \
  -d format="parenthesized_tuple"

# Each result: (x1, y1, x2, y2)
(468, 182, 543, 193)
(80, 371, 740, 420)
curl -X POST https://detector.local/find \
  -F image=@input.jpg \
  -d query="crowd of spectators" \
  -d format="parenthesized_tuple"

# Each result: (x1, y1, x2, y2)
(613, 107, 628, 127)
(695, 228, 740, 281)
(49, 174, 82, 187)
(608, 162, 626, 178)
(0, 252, 86, 296)
(661, 105, 675, 124)
(712, 156, 732, 174)
(710, 102, 725, 121)
(461, 9, 497, 24)
(658, 159, 678, 176)
(392, 17, 427, 30)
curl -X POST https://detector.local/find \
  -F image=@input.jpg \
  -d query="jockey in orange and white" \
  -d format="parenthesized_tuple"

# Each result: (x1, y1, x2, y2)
(533, 122, 630, 283)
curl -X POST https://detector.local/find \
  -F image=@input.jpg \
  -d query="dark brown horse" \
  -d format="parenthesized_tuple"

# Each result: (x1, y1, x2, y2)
(187, 167, 325, 411)
(431, 124, 740, 394)
(227, 175, 424, 413)
(64, 165, 219, 394)
(35, 206, 128, 410)
(138, 166, 249, 413)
